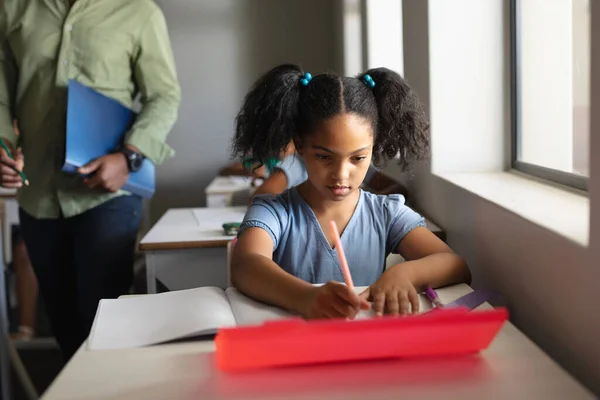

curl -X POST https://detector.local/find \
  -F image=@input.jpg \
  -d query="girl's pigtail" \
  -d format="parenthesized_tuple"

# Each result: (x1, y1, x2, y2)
(232, 64, 307, 167)
(359, 68, 430, 170)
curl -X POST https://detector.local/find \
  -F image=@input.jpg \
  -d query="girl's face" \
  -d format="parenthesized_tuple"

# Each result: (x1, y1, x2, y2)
(297, 113, 373, 202)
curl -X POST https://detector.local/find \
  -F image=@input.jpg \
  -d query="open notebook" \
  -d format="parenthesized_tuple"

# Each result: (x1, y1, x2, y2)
(87, 286, 393, 351)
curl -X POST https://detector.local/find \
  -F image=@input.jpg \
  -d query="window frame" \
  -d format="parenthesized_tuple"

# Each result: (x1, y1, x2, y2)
(510, 0, 589, 192)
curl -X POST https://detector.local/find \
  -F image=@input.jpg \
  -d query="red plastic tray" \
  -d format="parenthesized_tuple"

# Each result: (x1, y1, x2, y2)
(215, 307, 508, 371)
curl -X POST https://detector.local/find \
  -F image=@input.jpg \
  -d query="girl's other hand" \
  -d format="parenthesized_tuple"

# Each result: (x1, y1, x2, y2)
(359, 265, 420, 316)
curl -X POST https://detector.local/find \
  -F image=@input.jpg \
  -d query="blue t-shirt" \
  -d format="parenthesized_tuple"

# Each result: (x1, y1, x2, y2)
(238, 187, 426, 286)
(276, 154, 378, 188)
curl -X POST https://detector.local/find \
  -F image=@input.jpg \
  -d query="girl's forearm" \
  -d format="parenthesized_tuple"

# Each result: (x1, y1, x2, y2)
(399, 253, 471, 291)
(231, 253, 314, 316)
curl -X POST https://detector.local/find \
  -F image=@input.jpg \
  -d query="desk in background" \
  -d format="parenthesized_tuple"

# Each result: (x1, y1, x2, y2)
(206, 176, 253, 208)
(139, 207, 247, 293)
(39, 283, 594, 400)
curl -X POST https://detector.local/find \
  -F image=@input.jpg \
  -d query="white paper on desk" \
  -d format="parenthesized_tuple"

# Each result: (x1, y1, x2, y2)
(87, 286, 314, 350)
(87, 287, 238, 350)
(225, 287, 298, 325)
(192, 208, 246, 229)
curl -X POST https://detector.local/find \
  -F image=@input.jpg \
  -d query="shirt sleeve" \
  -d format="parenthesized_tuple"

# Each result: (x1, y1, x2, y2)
(385, 194, 426, 254)
(238, 194, 289, 250)
(275, 154, 307, 188)
(125, 6, 181, 165)
(0, 9, 18, 148)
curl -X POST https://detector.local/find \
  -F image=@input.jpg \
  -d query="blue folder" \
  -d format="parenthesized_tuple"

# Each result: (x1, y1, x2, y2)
(64, 79, 155, 199)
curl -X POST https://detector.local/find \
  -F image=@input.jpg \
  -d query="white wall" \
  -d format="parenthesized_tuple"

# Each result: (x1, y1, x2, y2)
(388, 0, 600, 395)
(150, 0, 342, 223)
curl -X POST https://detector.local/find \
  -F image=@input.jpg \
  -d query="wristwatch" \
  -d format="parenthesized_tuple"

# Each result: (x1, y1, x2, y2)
(119, 147, 144, 172)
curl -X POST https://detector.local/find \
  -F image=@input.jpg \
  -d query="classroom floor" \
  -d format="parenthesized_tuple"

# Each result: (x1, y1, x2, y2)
(5, 279, 64, 399)
(8, 339, 64, 399)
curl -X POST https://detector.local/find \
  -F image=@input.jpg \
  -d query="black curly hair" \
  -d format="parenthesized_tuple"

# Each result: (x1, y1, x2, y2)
(231, 64, 429, 170)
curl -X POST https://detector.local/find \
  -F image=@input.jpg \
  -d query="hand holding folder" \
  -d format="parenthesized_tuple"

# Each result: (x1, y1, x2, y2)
(77, 152, 132, 193)
(64, 80, 156, 198)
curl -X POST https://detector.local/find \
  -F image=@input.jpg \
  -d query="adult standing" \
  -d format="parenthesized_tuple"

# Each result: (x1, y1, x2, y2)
(0, 0, 181, 360)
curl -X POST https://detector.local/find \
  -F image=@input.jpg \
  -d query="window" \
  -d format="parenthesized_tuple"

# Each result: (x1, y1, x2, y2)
(511, 0, 590, 191)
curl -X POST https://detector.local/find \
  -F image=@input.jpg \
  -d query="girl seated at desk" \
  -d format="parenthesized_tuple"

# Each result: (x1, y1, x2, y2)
(230, 64, 470, 319)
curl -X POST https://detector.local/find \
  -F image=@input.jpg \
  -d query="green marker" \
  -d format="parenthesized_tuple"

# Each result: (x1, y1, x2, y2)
(0, 137, 29, 186)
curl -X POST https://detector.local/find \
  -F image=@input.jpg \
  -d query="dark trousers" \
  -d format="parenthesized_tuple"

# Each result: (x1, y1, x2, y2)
(19, 195, 142, 361)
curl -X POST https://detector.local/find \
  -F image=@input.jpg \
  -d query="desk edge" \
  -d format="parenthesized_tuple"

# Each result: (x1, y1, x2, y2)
(139, 239, 231, 251)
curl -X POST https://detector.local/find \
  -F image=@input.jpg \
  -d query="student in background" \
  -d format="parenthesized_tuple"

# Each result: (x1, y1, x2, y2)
(220, 142, 296, 182)
(231, 64, 470, 319)
(8, 121, 38, 341)
(0, 1, 180, 360)
(219, 161, 268, 179)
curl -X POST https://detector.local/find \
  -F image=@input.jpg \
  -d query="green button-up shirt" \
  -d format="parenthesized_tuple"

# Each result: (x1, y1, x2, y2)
(0, 0, 180, 218)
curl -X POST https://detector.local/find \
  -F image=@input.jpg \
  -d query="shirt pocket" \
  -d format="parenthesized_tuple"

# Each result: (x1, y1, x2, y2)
(70, 27, 135, 89)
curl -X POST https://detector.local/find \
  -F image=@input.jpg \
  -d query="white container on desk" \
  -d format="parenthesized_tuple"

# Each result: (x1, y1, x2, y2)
(139, 207, 247, 293)
(205, 176, 253, 208)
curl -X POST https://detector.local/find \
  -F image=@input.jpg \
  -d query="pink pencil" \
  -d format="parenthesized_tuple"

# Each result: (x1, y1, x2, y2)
(329, 220, 354, 290)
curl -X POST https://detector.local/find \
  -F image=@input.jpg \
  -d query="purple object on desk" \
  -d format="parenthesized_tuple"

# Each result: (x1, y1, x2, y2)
(425, 287, 444, 308)
(424, 287, 498, 310)
(446, 289, 498, 310)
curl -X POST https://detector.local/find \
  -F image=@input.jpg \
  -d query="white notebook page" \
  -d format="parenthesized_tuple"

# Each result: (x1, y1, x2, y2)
(225, 287, 297, 326)
(87, 287, 237, 350)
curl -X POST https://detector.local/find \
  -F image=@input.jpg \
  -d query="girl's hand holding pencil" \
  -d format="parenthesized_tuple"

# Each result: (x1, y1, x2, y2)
(300, 220, 370, 320)
(303, 281, 370, 320)
(0, 138, 28, 188)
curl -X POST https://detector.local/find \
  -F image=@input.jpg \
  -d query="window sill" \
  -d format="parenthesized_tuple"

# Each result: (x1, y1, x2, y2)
(435, 171, 589, 246)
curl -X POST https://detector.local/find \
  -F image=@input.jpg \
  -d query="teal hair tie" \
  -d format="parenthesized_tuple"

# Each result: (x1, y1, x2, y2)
(265, 157, 279, 173)
(300, 72, 312, 86)
(242, 157, 279, 173)
(242, 157, 254, 170)
(362, 74, 375, 88)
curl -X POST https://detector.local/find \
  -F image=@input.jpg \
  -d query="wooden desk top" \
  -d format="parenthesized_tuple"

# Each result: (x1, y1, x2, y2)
(40, 284, 594, 400)
(139, 207, 247, 251)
